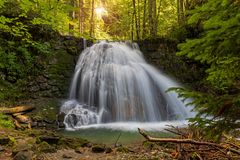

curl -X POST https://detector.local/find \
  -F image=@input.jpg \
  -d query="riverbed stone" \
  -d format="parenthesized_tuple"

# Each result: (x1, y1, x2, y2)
(105, 147, 112, 153)
(0, 146, 4, 151)
(62, 153, 73, 158)
(0, 137, 10, 145)
(13, 151, 33, 160)
(39, 136, 60, 145)
(92, 145, 105, 153)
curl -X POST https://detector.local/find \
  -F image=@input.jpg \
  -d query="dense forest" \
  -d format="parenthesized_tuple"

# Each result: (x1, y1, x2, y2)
(0, 0, 239, 159)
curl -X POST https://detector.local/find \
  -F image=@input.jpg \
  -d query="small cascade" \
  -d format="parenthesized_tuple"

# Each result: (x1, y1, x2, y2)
(61, 41, 193, 129)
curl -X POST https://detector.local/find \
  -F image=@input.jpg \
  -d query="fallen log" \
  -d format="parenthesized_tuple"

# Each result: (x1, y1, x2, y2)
(0, 106, 35, 114)
(138, 128, 240, 155)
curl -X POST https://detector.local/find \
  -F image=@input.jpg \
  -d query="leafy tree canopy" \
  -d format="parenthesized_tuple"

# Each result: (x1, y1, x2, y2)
(175, 0, 240, 139)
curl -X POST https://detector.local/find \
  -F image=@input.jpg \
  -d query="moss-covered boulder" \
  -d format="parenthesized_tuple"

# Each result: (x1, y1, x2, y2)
(91, 145, 106, 153)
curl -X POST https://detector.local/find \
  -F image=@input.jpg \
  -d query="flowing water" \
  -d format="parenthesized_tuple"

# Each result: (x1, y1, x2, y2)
(61, 41, 194, 131)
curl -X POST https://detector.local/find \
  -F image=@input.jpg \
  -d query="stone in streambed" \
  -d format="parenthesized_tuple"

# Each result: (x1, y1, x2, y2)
(0, 146, 4, 151)
(13, 151, 33, 160)
(105, 147, 112, 153)
(62, 153, 73, 159)
(0, 137, 10, 145)
(116, 146, 131, 153)
(91, 145, 105, 153)
(38, 136, 60, 145)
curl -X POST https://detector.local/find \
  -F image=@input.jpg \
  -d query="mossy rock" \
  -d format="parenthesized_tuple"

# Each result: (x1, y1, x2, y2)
(116, 146, 130, 153)
(105, 147, 112, 153)
(38, 136, 60, 145)
(27, 98, 60, 124)
(58, 137, 89, 149)
(0, 137, 10, 145)
(13, 150, 34, 160)
(91, 145, 105, 153)
(37, 141, 56, 153)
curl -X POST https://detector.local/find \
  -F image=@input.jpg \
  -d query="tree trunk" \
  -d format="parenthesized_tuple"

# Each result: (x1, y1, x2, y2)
(131, 10, 134, 41)
(69, 0, 75, 35)
(156, 0, 162, 34)
(148, 0, 157, 39)
(89, 0, 95, 37)
(79, 0, 84, 34)
(142, 0, 147, 38)
(177, 0, 180, 25)
(178, 0, 185, 25)
(132, 0, 139, 40)
(137, 0, 141, 39)
(152, 0, 157, 37)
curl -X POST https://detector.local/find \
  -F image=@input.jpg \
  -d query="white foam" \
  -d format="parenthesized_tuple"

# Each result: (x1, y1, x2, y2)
(65, 120, 189, 132)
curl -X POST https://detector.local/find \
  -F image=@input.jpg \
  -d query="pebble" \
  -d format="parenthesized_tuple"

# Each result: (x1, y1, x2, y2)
(62, 153, 73, 158)
(0, 146, 4, 152)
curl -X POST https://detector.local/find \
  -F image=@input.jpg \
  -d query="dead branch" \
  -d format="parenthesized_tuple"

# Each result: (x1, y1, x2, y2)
(164, 128, 187, 138)
(138, 128, 240, 155)
(0, 106, 35, 114)
(225, 142, 240, 149)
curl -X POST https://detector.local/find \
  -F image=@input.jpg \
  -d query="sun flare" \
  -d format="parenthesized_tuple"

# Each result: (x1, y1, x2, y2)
(95, 6, 107, 17)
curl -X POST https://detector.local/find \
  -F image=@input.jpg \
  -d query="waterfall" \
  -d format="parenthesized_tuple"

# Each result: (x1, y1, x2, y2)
(61, 41, 193, 130)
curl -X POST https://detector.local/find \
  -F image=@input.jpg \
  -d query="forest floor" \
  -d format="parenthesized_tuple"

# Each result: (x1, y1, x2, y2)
(1, 127, 240, 160)
(0, 128, 174, 160)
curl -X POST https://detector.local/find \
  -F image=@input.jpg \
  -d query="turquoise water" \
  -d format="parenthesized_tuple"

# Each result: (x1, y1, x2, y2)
(60, 128, 174, 145)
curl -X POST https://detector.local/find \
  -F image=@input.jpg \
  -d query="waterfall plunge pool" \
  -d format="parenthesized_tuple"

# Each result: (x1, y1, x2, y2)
(59, 121, 188, 145)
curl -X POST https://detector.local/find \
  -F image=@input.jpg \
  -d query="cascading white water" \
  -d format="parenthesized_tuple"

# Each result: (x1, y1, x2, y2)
(61, 41, 193, 130)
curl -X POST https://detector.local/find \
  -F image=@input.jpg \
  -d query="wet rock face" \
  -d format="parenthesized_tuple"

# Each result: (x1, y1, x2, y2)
(65, 114, 78, 128)
(3, 37, 93, 101)
(138, 38, 204, 87)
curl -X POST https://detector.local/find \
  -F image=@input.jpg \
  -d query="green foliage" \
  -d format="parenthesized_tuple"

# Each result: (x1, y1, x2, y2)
(0, 113, 14, 129)
(175, 0, 240, 138)
(0, 0, 68, 101)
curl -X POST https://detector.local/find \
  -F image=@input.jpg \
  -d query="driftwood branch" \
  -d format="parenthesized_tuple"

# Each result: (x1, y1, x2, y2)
(138, 128, 240, 155)
(0, 106, 35, 114)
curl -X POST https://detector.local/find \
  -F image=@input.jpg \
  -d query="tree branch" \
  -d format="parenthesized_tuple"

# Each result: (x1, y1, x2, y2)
(138, 128, 240, 155)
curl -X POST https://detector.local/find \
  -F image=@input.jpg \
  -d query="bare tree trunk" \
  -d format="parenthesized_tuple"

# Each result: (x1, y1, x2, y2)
(185, 0, 190, 10)
(142, 0, 147, 38)
(132, 0, 139, 40)
(178, 0, 185, 25)
(156, 0, 162, 34)
(152, 0, 157, 37)
(131, 11, 134, 41)
(177, 0, 180, 25)
(137, 0, 141, 39)
(148, 0, 153, 37)
(148, 0, 157, 39)
(180, 0, 185, 23)
(79, 0, 84, 34)
(89, 0, 95, 37)
(69, 0, 75, 35)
